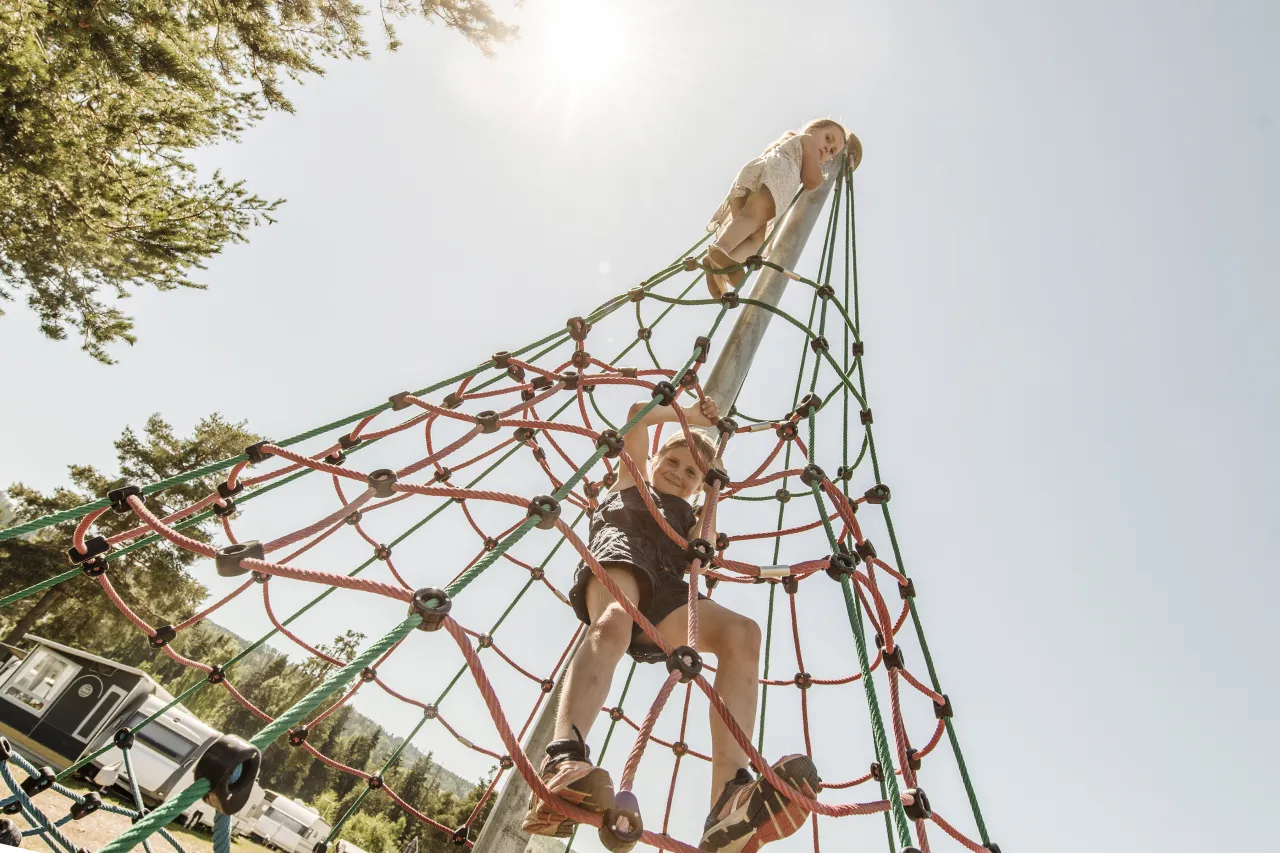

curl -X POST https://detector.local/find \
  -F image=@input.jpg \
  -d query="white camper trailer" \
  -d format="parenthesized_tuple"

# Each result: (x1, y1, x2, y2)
(252, 794, 331, 853)
(182, 779, 268, 837)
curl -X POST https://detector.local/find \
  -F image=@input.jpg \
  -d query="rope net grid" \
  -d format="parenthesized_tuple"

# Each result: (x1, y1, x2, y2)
(0, 162, 996, 853)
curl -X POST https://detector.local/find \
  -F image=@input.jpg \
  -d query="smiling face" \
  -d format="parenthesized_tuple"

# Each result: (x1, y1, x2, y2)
(650, 444, 704, 499)
(807, 124, 845, 164)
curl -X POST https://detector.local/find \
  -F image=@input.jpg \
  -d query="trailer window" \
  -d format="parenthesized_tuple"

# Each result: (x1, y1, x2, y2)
(123, 712, 201, 763)
(2, 649, 79, 712)
(267, 810, 310, 837)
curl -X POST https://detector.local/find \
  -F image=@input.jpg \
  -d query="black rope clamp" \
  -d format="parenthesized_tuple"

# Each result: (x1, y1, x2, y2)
(514, 426, 537, 442)
(651, 381, 677, 406)
(389, 391, 413, 411)
(882, 645, 905, 671)
(68, 535, 110, 566)
(410, 588, 451, 631)
(608, 706, 624, 721)
(217, 480, 245, 501)
(717, 416, 738, 435)
(108, 485, 142, 513)
(477, 633, 493, 649)
(800, 464, 827, 487)
(492, 351, 512, 369)
(703, 467, 730, 490)
(629, 286, 646, 302)
(244, 440, 274, 465)
(0, 737, 10, 762)
(855, 539, 877, 561)
(597, 429, 624, 458)
(483, 536, 499, 551)
(794, 392, 824, 419)
(783, 576, 799, 595)
(346, 510, 362, 525)
(809, 335, 829, 354)
(149, 625, 176, 648)
(443, 392, 464, 409)
(540, 678, 555, 693)
(852, 341, 865, 357)
(476, 410, 500, 433)
(527, 495, 561, 529)
(864, 484, 891, 504)
(216, 540, 264, 577)
(693, 335, 711, 364)
(339, 433, 362, 451)
(870, 761, 883, 781)
(207, 666, 225, 684)
(599, 791, 644, 853)
(433, 467, 452, 483)
(287, 726, 308, 746)
(705, 575, 719, 590)
(367, 468, 398, 498)
(776, 488, 791, 503)
(934, 694, 954, 719)
(499, 755, 514, 769)
(423, 704, 439, 719)
(860, 408, 874, 425)
(360, 667, 377, 682)
(816, 284, 835, 300)
(213, 497, 238, 518)
(744, 255, 764, 271)
(602, 471, 618, 488)
(560, 370, 580, 390)
(452, 826, 470, 847)
(986, 845, 1002, 853)
(776, 422, 798, 441)
(903, 787, 932, 821)
(367, 774, 383, 790)
(826, 552, 856, 581)
(672, 741, 688, 757)
(70, 792, 102, 820)
(836, 465, 855, 482)
(715, 532, 730, 551)
(666, 646, 703, 683)
(583, 481, 600, 501)
(720, 291, 740, 309)
(530, 375, 554, 392)
(195, 734, 261, 814)
(567, 316, 592, 341)
(636, 327, 652, 341)
(794, 672, 812, 690)
(899, 578, 917, 600)
(572, 350, 591, 369)
(81, 555, 109, 577)
(907, 748, 922, 771)
(686, 538, 715, 565)
(618, 366, 639, 378)
(114, 728, 136, 750)
(507, 363, 526, 382)
(325, 450, 346, 465)
(20, 766, 55, 797)
(678, 369, 698, 389)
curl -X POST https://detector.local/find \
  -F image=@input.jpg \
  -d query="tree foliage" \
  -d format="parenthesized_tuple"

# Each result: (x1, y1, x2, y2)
(0, 1, 515, 362)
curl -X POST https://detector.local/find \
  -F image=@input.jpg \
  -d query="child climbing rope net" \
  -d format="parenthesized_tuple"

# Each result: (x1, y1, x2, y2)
(0, 151, 998, 853)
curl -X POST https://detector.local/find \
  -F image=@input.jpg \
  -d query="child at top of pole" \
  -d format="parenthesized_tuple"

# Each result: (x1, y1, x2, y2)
(704, 119, 863, 297)
(523, 392, 821, 853)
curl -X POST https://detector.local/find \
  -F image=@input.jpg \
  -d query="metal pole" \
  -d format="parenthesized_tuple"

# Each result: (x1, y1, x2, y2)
(474, 145, 854, 853)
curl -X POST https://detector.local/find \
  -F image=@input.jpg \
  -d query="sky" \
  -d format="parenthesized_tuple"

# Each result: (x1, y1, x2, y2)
(2, 1, 1278, 852)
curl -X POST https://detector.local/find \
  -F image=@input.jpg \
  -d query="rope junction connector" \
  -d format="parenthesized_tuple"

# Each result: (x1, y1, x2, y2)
(636, 327, 652, 341)
(628, 286, 645, 302)
(703, 467, 731, 490)
(195, 734, 261, 814)
(345, 511, 361, 525)
(800, 464, 827, 487)
(600, 791, 643, 853)
(367, 469, 398, 498)
(836, 465, 855, 482)
(452, 826, 470, 847)
(717, 416, 738, 435)
(508, 364, 526, 382)
(287, 727, 308, 746)
(433, 467, 452, 483)
(794, 672, 812, 690)
(339, 433, 362, 450)
(567, 316, 592, 341)
(360, 667, 377, 682)
(560, 370, 580, 390)
(934, 694, 954, 719)
(389, 391, 413, 411)
(651, 381, 677, 406)
(720, 291, 740, 309)
(860, 408, 874, 425)
(685, 538, 714, 565)
(207, 666, 225, 684)
(214, 497, 239, 518)
(826, 552, 856, 581)
(903, 787, 931, 821)
(244, 440, 274, 465)
(217, 481, 244, 500)
(715, 532, 730, 551)
(596, 430, 624, 458)
(855, 539, 877, 561)
(476, 411, 500, 433)
(443, 392, 464, 409)
(367, 774, 383, 790)
(899, 578, 916, 599)
(216, 541, 264, 577)
(113, 729, 135, 750)
(809, 336, 829, 354)
(693, 335, 711, 364)
(527, 495, 561, 529)
(67, 535, 110, 566)
(70, 792, 102, 820)
(572, 350, 592, 369)
(666, 646, 703, 683)
(149, 625, 176, 648)
(776, 488, 791, 503)
(816, 284, 835, 300)
(108, 485, 142, 513)
(864, 484, 891, 504)
(776, 422, 798, 441)
(618, 366, 638, 378)
(491, 352, 512, 369)
(19, 766, 55, 797)
(907, 747, 921, 771)
(410, 588, 452, 632)
(325, 450, 347, 465)
(852, 341, 865, 357)
(514, 426, 537, 442)
(793, 392, 824, 419)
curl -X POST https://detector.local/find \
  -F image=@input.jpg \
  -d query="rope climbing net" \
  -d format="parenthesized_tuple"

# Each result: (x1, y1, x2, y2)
(0, 161, 997, 853)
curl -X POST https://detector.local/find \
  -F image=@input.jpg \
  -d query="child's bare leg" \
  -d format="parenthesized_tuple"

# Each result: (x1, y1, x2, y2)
(655, 599, 761, 805)
(715, 189, 776, 261)
(554, 566, 642, 742)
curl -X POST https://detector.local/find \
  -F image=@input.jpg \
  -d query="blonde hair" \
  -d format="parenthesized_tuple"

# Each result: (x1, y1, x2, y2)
(761, 118, 848, 156)
(656, 430, 720, 470)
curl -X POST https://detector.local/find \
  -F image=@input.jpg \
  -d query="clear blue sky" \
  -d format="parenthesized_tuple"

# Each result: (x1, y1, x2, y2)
(2, 2, 1277, 851)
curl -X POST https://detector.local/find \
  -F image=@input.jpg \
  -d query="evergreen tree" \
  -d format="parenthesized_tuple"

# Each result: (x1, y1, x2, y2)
(1, 413, 258, 658)
(0, 1, 515, 362)
(298, 704, 355, 801)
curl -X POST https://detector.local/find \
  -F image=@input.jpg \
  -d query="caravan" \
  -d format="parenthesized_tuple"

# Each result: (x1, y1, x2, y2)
(252, 794, 332, 853)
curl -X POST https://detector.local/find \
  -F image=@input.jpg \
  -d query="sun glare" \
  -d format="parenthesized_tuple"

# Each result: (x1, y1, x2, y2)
(541, 1, 626, 89)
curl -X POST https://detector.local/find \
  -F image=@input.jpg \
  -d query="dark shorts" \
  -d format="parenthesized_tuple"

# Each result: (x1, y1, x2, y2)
(569, 561, 708, 663)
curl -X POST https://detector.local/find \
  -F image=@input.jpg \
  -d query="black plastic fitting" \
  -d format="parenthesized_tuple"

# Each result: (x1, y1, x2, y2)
(776, 422, 798, 441)
(70, 792, 102, 820)
(527, 495, 561, 530)
(934, 694, 954, 719)
(864, 484, 891, 504)
(809, 335, 829, 354)
(859, 408, 874, 425)
(567, 316, 591, 341)
(244, 440, 274, 465)
(67, 535, 110, 566)
(794, 672, 812, 690)
(815, 284, 835, 300)
(213, 497, 238, 518)
(108, 485, 142, 513)
(410, 588, 452, 631)
(666, 646, 703, 683)
(367, 468, 398, 498)
(693, 335, 712, 364)
(287, 727, 308, 746)
(195, 734, 261, 814)
(703, 467, 730, 490)
(216, 540, 264, 578)
(826, 552, 856, 581)
(720, 291, 740, 309)
(899, 579, 917, 600)
(903, 787, 931, 820)
(389, 391, 413, 411)
(715, 532, 730, 551)
(20, 766, 55, 796)
(492, 351, 512, 369)
(717, 416, 738, 435)
(149, 625, 176, 648)
(476, 410, 500, 434)
(597, 429, 624, 458)
(794, 392, 824, 419)
(560, 370, 580, 390)
(852, 341, 865, 357)
(855, 539, 877, 561)
(217, 480, 245, 500)
(114, 728, 136, 749)
(685, 538, 714, 565)
(651, 381, 677, 406)
(207, 666, 225, 684)
(800, 464, 826, 487)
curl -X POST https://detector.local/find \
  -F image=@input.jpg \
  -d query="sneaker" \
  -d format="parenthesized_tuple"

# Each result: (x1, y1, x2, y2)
(699, 755, 821, 853)
(522, 730, 615, 838)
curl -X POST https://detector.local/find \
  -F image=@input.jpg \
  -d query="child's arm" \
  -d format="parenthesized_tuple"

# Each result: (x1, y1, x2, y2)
(612, 397, 717, 493)
(799, 134, 824, 191)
